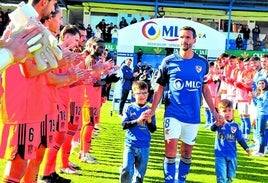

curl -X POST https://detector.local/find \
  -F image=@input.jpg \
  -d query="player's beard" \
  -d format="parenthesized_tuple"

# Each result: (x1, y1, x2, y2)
(181, 43, 192, 51)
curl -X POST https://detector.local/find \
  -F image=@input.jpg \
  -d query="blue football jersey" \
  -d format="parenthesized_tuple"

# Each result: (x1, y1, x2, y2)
(156, 52, 209, 124)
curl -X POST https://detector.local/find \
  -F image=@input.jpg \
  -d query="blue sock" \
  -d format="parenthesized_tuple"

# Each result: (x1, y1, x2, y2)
(244, 117, 251, 135)
(240, 117, 246, 134)
(265, 129, 268, 146)
(210, 111, 215, 124)
(178, 157, 191, 182)
(204, 108, 211, 125)
(163, 157, 176, 183)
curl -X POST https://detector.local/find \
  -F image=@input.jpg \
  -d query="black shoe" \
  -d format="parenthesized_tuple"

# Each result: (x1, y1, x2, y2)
(51, 172, 71, 183)
(39, 175, 53, 183)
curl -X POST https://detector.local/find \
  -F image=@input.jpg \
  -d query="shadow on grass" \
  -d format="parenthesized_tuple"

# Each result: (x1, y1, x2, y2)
(65, 102, 268, 182)
(82, 169, 120, 180)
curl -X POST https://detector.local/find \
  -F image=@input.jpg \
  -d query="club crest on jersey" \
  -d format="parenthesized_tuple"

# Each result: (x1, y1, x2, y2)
(195, 66, 202, 73)
(231, 126, 237, 133)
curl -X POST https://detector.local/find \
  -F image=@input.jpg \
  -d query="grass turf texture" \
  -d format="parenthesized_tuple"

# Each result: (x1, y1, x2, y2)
(0, 100, 268, 182)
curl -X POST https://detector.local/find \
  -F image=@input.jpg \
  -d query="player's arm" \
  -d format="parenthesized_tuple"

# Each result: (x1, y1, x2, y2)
(121, 109, 138, 130)
(203, 83, 219, 122)
(147, 114, 156, 133)
(122, 119, 138, 130)
(45, 69, 80, 88)
(20, 57, 53, 78)
(150, 84, 164, 116)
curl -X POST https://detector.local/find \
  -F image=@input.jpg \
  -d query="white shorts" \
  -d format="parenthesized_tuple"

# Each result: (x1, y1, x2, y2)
(164, 117, 199, 145)
(237, 102, 250, 115)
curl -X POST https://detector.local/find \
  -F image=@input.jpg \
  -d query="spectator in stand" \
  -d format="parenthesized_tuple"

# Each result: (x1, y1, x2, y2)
(243, 25, 250, 41)
(103, 27, 111, 42)
(140, 17, 145, 22)
(262, 35, 268, 52)
(119, 17, 128, 29)
(247, 37, 254, 51)
(95, 26, 102, 39)
(106, 22, 114, 42)
(236, 34, 243, 50)
(252, 24, 261, 42)
(0, 6, 4, 36)
(130, 17, 137, 24)
(238, 24, 243, 33)
(96, 19, 107, 37)
(137, 48, 143, 63)
(111, 25, 118, 44)
(86, 24, 93, 40)
(253, 37, 262, 51)
(4, 9, 11, 29)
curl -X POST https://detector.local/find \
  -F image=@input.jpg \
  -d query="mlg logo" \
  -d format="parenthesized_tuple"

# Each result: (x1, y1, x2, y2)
(142, 21, 206, 41)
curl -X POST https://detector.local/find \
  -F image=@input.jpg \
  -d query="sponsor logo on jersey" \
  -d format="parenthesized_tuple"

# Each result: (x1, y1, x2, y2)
(173, 78, 202, 91)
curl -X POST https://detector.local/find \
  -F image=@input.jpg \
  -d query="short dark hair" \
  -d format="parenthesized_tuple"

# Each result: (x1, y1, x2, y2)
(180, 26, 197, 38)
(76, 23, 86, 31)
(261, 54, 268, 59)
(219, 53, 229, 59)
(251, 56, 260, 61)
(229, 55, 236, 60)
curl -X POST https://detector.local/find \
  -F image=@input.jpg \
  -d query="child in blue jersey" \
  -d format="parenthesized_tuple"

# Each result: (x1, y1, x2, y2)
(211, 99, 251, 183)
(119, 80, 156, 183)
(251, 77, 268, 156)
